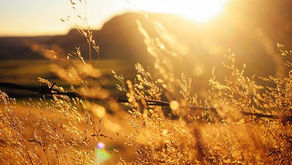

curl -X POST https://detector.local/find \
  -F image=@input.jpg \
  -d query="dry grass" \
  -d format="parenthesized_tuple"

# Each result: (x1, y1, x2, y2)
(113, 22, 292, 164)
(0, 0, 291, 164)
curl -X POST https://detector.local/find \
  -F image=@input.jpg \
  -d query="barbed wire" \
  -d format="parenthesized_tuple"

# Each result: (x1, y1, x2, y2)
(0, 82, 284, 121)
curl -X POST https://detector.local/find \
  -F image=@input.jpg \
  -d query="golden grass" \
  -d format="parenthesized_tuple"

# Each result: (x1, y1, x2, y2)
(0, 0, 291, 164)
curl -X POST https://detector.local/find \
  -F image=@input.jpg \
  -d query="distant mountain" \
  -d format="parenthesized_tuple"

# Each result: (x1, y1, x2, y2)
(0, 12, 198, 62)
(0, 0, 291, 76)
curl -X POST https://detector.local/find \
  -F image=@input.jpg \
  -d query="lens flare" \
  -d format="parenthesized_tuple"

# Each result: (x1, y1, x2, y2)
(94, 142, 111, 164)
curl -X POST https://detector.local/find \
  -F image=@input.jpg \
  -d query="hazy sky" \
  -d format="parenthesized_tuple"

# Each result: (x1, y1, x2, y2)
(0, 0, 229, 36)
(0, 0, 130, 36)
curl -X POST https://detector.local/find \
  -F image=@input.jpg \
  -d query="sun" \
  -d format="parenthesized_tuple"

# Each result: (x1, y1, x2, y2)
(131, 0, 229, 22)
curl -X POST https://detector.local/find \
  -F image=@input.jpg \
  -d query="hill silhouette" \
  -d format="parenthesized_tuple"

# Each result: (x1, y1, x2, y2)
(0, 0, 291, 77)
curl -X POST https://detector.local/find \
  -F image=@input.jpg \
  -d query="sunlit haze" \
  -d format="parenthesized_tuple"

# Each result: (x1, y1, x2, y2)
(0, 0, 129, 36)
(131, 0, 229, 22)
(0, 0, 292, 163)
(0, 0, 229, 36)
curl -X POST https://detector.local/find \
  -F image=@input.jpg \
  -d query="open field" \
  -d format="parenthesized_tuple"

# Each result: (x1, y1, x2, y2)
(1, 0, 292, 164)
(1, 44, 291, 164)
(0, 59, 135, 98)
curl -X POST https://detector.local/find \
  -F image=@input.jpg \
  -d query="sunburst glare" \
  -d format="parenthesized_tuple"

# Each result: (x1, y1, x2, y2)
(131, 0, 230, 22)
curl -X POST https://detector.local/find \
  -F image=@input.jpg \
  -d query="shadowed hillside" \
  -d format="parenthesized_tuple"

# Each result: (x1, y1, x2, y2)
(0, 0, 291, 76)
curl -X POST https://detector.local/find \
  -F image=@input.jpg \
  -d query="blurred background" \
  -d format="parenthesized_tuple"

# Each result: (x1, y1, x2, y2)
(0, 0, 291, 98)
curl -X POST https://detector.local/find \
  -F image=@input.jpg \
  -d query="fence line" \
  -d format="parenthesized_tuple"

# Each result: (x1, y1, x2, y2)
(0, 82, 282, 120)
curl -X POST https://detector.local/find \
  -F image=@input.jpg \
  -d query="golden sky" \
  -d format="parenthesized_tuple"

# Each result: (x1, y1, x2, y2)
(0, 0, 229, 36)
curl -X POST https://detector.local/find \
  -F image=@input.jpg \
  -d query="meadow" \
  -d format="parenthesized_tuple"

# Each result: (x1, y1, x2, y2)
(1, 31, 291, 165)
(0, 0, 291, 164)
(0, 59, 135, 98)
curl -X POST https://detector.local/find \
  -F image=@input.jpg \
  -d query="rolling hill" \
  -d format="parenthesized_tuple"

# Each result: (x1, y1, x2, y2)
(0, 0, 291, 77)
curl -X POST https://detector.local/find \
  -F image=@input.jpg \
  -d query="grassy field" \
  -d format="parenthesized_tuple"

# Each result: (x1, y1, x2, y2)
(0, 43, 291, 164)
(0, 59, 135, 98)
(0, 0, 291, 164)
